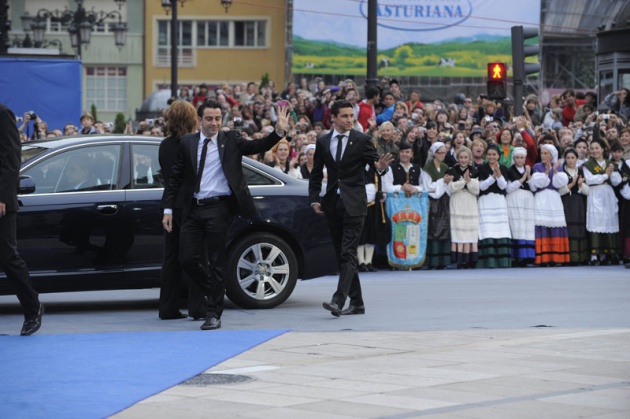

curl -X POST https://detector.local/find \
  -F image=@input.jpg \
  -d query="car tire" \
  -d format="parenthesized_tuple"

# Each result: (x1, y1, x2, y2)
(226, 232, 298, 309)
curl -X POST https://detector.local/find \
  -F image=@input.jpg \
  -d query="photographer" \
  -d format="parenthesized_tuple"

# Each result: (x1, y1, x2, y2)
(604, 88, 630, 119)
(63, 123, 79, 136)
(17, 111, 48, 140)
(136, 117, 164, 135)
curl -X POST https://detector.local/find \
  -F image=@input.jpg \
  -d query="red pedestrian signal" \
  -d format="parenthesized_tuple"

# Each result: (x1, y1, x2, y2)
(486, 62, 507, 100)
(487, 62, 507, 81)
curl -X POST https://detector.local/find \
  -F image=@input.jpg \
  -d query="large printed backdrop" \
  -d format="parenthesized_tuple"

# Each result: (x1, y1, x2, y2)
(293, 0, 541, 76)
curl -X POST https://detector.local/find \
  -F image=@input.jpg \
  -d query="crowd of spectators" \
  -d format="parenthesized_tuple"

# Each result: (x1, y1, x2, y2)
(14, 77, 630, 268)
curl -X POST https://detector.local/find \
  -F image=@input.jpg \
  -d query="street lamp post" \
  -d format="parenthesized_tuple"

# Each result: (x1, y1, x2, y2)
(162, 1, 232, 100)
(365, 0, 378, 88)
(20, 0, 128, 60)
(0, 0, 9, 54)
(162, 0, 180, 100)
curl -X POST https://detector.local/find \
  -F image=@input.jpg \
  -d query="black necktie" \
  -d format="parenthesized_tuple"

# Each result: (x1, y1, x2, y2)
(335, 134, 344, 162)
(194, 137, 211, 194)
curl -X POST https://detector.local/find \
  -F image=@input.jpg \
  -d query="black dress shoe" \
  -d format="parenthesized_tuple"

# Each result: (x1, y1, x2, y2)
(358, 263, 368, 272)
(200, 317, 221, 330)
(21, 303, 44, 336)
(341, 305, 365, 315)
(322, 301, 341, 317)
(366, 263, 377, 272)
(160, 311, 187, 320)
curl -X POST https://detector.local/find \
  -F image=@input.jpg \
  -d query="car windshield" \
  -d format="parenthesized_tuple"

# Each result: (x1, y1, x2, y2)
(21, 145, 48, 164)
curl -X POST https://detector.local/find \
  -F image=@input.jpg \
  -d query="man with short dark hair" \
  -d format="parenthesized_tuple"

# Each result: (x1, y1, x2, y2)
(309, 100, 393, 317)
(240, 81, 257, 105)
(162, 100, 289, 330)
(0, 102, 43, 335)
(358, 85, 380, 131)
(389, 79, 405, 101)
(561, 89, 577, 127)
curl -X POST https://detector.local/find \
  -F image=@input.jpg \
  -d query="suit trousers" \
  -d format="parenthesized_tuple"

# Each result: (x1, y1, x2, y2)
(0, 212, 40, 319)
(326, 196, 365, 308)
(179, 202, 230, 319)
(159, 208, 206, 318)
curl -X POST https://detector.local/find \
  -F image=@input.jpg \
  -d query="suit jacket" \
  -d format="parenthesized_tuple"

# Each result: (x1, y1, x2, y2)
(0, 103, 20, 213)
(309, 129, 381, 217)
(159, 135, 186, 210)
(163, 129, 282, 219)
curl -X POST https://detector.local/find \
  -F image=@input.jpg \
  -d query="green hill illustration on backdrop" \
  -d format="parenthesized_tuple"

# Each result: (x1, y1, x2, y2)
(292, 35, 513, 77)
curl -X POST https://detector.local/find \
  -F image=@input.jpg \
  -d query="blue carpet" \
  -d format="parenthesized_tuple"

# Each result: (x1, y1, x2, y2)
(0, 329, 287, 419)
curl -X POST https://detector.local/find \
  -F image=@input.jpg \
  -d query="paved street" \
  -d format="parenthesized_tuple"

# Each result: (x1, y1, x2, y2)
(1, 266, 629, 417)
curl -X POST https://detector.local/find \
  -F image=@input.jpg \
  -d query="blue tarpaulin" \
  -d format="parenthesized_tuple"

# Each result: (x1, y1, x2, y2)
(0, 57, 82, 134)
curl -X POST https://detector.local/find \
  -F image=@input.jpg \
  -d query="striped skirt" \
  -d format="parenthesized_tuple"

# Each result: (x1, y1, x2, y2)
(478, 238, 512, 268)
(535, 226, 570, 265)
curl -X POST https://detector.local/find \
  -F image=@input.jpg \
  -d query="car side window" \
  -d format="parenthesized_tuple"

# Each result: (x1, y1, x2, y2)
(22, 145, 121, 194)
(131, 144, 162, 189)
(243, 165, 279, 186)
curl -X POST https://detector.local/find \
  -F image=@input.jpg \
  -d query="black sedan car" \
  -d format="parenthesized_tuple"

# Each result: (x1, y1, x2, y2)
(0, 135, 336, 309)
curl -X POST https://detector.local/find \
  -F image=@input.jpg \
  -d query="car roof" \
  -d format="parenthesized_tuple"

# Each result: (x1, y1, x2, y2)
(22, 134, 159, 150)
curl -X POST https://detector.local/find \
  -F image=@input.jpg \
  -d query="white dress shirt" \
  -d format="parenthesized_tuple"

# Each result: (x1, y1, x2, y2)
(330, 129, 350, 161)
(195, 133, 230, 199)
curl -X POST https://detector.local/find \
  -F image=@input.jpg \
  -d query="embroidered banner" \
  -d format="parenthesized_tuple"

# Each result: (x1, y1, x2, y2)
(386, 191, 429, 269)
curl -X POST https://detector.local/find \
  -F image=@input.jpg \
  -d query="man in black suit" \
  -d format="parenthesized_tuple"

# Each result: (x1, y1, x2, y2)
(309, 100, 393, 317)
(0, 102, 44, 335)
(162, 100, 289, 330)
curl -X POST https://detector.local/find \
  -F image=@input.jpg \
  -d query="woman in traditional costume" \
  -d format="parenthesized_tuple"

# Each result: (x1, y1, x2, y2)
(421, 142, 452, 269)
(582, 139, 621, 265)
(559, 148, 590, 265)
(477, 145, 512, 268)
(530, 144, 570, 266)
(447, 146, 480, 268)
(505, 147, 536, 266)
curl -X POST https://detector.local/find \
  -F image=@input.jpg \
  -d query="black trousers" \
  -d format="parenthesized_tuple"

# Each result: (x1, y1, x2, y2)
(179, 202, 230, 319)
(326, 196, 365, 308)
(159, 209, 206, 318)
(0, 212, 40, 319)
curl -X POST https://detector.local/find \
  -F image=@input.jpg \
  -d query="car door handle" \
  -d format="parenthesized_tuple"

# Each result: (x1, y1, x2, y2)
(96, 204, 118, 215)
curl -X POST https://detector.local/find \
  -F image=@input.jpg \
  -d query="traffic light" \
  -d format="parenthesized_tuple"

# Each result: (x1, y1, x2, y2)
(486, 62, 507, 100)
(511, 25, 540, 115)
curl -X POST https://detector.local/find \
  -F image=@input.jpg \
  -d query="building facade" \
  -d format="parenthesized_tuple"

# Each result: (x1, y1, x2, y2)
(144, 0, 288, 99)
(6, 0, 144, 125)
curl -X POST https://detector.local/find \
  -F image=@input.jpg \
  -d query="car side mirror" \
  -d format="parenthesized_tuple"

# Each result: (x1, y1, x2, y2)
(18, 175, 36, 195)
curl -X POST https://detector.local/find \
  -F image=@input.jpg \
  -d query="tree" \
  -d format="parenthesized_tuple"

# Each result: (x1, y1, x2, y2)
(90, 104, 98, 121)
(114, 113, 126, 134)
(260, 72, 270, 90)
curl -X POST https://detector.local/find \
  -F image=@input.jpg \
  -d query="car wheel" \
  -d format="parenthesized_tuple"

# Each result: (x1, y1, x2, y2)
(226, 232, 298, 309)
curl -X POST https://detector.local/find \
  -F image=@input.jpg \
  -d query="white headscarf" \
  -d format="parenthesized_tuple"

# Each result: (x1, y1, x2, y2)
(511, 146, 527, 166)
(303, 144, 316, 155)
(541, 144, 558, 164)
(428, 141, 446, 160)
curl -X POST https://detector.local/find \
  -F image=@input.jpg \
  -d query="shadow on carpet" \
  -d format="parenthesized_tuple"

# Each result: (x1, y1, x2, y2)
(0, 329, 287, 419)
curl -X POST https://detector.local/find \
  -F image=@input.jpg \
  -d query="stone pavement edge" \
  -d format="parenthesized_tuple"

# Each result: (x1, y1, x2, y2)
(113, 328, 630, 419)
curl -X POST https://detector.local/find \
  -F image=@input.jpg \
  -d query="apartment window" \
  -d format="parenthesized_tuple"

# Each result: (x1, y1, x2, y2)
(196, 21, 229, 47)
(157, 20, 194, 66)
(157, 18, 268, 66)
(234, 20, 266, 47)
(85, 67, 127, 111)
